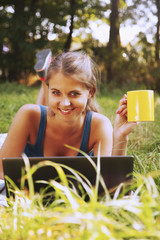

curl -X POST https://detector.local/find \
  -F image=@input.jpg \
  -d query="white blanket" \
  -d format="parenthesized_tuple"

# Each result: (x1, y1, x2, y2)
(0, 133, 7, 149)
(0, 134, 8, 205)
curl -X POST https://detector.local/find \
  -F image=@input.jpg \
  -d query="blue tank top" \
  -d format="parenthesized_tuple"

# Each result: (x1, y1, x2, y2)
(24, 105, 94, 157)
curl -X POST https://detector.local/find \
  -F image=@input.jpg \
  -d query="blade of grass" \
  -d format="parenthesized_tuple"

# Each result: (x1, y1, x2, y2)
(64, 144, 110, 196)
(22, 153, 35, 198)
(94, 142, 101, 201)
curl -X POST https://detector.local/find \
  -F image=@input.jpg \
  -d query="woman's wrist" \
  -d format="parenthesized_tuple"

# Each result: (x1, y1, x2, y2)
(112, 135, 128, 155)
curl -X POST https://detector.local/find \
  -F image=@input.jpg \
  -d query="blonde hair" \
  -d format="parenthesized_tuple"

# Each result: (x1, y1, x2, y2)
(46, 51, 100, 112)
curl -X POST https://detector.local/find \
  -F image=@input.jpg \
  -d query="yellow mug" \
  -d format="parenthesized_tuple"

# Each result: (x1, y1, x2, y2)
(127, 90, 154, 122)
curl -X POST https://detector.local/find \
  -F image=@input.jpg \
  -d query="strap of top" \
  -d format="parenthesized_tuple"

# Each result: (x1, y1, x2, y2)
(35, 105, 47, 153)
(24, 105, 47, 157)
(78, 111, 93, 156)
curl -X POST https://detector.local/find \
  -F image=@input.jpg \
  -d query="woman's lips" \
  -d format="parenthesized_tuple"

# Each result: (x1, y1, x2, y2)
(58, 108, 75, 115)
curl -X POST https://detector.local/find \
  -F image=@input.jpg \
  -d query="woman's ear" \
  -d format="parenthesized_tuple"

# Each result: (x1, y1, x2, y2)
(88, 88, 95, 99)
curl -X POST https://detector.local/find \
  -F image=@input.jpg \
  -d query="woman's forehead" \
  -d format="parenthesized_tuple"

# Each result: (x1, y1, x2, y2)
(49, 72, 88, 90)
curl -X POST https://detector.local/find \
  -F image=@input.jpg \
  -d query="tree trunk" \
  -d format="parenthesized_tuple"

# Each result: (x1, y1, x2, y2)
(155, 0, 160, 62)
(8, 1, 26, 81)
(64, 0, 75, 51)
(0, 42, 6, 81)
(106, 0, 120, 83)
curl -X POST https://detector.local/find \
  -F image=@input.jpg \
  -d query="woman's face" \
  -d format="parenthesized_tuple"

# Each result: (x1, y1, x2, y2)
(48, 72, 92, 122)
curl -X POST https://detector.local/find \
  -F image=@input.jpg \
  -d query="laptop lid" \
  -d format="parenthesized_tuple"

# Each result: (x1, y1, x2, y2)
(2, 155, 134, 197)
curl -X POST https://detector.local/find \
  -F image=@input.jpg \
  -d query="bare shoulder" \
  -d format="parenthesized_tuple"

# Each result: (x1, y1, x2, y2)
(13, 104, 42, 127)
(18, 103, 40, 114)
(92, 112, 113, 130)
(89, 112, 113, 156)
(89, 112, 113, 153)
(16, 104, 41, 119)
(90, 112, 113, 142)
(10, 104, 42, 139)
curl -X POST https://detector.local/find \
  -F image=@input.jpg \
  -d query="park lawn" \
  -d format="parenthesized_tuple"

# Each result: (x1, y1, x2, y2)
(0, 82, 160, 175)
(0, 82, 160, 239)
(98, 87, 160, 178)
(0, 82, 40, 133)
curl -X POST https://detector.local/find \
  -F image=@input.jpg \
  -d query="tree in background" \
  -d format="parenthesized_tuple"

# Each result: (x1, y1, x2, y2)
(0, 0, 68, 81)
(125, 0, 160, 64)
(155, 0, 160, 63)
(154, 0, 160, 91)
(0, 0, 160, 92)
(64, 0, 107, 51)
(0, 4, 9, 81)
(64, 0, 76, 51)
(0, 0, 107, 82)
(120, 0, 160, 90)
(101, 0, 160, 89)
(106, 0, 120, 83)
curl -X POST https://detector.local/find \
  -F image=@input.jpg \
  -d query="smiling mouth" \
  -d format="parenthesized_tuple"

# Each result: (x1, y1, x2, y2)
(58, 108, 75, 114)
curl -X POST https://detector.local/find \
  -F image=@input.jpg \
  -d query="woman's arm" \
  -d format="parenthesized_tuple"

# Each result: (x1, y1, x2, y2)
(36, 82, 48, 106)
(90, 94, 138, 157)
(112, 94, 138, 155)
(0, 104, 37, 179)
(91, 113, 113, 156)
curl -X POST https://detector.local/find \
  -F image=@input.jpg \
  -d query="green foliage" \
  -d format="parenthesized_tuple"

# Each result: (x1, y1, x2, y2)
(0, 0, 159, 92)
(0, 0, 69, 81)
(0, 0, 109, 82)
(84, 41, 159, 92)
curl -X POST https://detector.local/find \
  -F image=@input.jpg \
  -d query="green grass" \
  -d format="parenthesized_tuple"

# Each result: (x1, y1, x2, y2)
(0, 82, 160, 176)
(0, 81, 160, 175)
(0, 82, 160, 239)
(1, 155, 160, 240)
(98, 87, 160, 177)
(0, 82, 40, 133)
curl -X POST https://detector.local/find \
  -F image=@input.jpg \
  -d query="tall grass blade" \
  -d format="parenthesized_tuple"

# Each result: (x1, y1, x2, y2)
(95, 142, 101, 201)
(64, 144, 109, 196)
(22, 153, 35, 198)
(49, 180, 80, 211)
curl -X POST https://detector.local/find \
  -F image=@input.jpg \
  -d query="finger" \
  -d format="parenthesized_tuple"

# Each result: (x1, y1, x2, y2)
(122, 94, 127, 100)
(116, 104, 127, 114)
(119, 97, 127, 107)
(117, 108, 127, 117)
(120, 108, 127, 117)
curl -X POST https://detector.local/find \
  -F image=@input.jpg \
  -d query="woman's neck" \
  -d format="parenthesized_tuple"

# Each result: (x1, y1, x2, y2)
(47, 112, 86, 137)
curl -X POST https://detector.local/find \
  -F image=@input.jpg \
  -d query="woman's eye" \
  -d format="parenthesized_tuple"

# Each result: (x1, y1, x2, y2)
(52, 91, 60, 95)
(70, 92, 80, 97)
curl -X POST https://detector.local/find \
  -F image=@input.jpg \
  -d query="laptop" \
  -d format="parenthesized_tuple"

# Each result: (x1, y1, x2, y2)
(2, 155, 134, 198)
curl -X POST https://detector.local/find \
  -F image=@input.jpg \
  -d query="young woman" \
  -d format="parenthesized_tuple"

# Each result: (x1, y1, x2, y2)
(0, 51, 137, 179)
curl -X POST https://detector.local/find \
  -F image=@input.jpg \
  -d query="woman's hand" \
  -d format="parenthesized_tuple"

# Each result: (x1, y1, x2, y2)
(114, 94, 138, 138)
(112, 94, 138, 155)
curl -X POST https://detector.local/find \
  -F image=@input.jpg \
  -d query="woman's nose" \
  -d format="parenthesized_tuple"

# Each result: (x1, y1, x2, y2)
(60, 97, 70, 106)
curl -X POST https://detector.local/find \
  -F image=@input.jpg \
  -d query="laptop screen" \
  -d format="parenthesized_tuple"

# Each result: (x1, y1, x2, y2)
(2, 155, 134, 197)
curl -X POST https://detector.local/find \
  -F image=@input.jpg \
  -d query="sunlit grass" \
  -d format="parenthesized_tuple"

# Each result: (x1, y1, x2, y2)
(0, 82, 40, 132)
(1, 154, 160, 239)
(98, 89, 160, 176)
(126, 94, 160, 176)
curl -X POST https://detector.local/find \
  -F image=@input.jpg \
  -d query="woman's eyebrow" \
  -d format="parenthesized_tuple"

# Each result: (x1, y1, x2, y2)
(50, 87, 59, 90)
(49, 88, 82, 92)
(70, 89, 81, 92)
